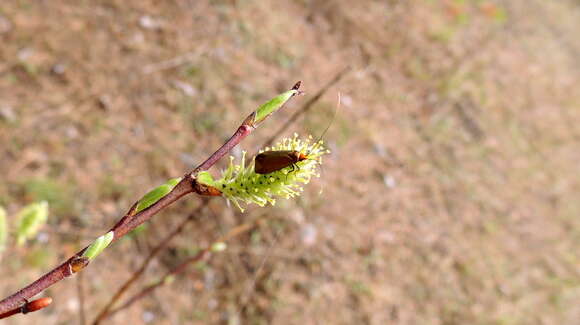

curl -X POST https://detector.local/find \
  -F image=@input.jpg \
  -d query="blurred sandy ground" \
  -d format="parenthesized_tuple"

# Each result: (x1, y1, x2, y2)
(0, 1, 579, 324)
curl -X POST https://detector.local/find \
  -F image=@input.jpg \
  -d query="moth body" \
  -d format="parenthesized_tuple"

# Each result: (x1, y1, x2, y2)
(254, 150, 307, 174)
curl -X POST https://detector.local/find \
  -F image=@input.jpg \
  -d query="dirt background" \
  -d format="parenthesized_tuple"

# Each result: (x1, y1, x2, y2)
(1, 0, 579, 324)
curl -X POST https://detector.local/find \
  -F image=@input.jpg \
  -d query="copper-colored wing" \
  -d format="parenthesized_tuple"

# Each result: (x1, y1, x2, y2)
(255, 151, 298, 174)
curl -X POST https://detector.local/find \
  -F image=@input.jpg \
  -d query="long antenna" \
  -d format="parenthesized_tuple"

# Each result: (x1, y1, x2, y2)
(263, 67, 350, 147)
(308, 92, 341, 152)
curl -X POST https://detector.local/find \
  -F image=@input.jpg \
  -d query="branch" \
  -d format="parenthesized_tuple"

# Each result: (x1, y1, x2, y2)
(95, 79, 314, 322)
(0, 179, 194, 315)
(0, 297, 53, 320)
(103, 221, 257, 321)
(194, 81, 302, 173)
(263, 68, 349, 147)
(92, 201, 208, 324)
(0, 82, 302, 316)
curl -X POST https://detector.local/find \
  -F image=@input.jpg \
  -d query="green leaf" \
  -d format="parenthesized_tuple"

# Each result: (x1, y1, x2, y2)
(16, 201, 49, 246)
(135, 177, 182, 213)
(196, 171, 216, 187)
(254, 89, 299, 125)
(82, 231, 114, 260)
(0, 206, 7, 254)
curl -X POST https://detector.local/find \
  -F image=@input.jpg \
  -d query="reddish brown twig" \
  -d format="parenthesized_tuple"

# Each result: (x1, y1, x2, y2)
(92, 201, 208, 324)
(0, 178, 194, 315)
(104, 75, 319, 319)
(0, 82, 302, 316)
(263, 68, 350, 147)
(0, 297, 53, 320)
(194, 80, 302, 174)
(93, 82, 305, 323)
(105, 249, 210, 320)
(103, 221, 257, 320)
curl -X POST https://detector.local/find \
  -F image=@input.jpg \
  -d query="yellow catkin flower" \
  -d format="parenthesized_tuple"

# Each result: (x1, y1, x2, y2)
(197, 134, 329, 212)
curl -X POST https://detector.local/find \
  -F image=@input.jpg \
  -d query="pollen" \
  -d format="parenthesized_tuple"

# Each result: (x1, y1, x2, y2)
(196, 135, 329, 212)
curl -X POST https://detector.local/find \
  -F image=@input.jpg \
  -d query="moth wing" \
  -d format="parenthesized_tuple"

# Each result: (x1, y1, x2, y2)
(255, 151, 296, 174)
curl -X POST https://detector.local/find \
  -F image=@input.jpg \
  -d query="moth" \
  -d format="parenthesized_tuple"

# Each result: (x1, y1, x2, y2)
(254, 150, 308, 174)
(254, 93, 341, 175)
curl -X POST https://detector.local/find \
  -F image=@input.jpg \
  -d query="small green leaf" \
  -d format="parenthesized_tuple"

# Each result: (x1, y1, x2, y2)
(82, 231, 114, 260)
(135, 177, 182, 213)
(254, 89, 299, 125)
(196, 171, 216, 187)
(0, 206, 7, 254)
(16, 201, 49, 246)
(165, 177, 181, 187)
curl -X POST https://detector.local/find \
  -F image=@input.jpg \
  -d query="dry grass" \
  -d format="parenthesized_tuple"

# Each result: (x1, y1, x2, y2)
(1, 0, 579, 324)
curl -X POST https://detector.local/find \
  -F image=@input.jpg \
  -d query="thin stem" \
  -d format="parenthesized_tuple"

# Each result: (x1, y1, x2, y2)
(0, 179, 194, 315)
(235, 226, 282, 318)
(0, 307, 19, 319)
(0, 82, 302, 316)
(263, 67, 350, 147)
(196, 80, 303, 173)
(106, 250, 209, 320)
(102, 79, 310, 319)
(193, 124, 254, 174)
(194, 82, 302, 174)
(0, 297, 53, 319)
(95, 80, 309, 322)
(104, 221, 257, 320)
(94, 82, 302, 322)
(92, 201, 208, 325)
